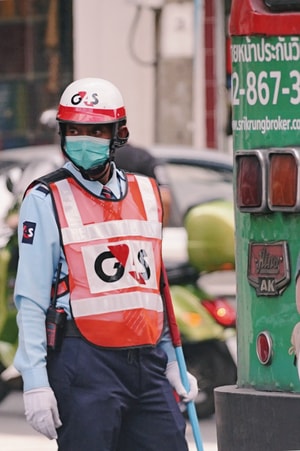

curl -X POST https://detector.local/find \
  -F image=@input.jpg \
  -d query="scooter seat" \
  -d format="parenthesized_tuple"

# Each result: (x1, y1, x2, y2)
(165, 261, 199, 285)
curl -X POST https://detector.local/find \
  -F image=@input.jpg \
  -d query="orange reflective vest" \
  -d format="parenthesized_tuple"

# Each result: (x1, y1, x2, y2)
(47, 171, 164, 348)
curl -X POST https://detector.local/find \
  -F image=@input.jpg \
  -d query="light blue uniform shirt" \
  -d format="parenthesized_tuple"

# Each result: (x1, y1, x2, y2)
(14, 161, 176, 392)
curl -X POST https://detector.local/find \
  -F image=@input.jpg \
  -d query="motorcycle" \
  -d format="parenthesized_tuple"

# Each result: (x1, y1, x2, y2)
(166, 261, 237, 419)
(165, 199, 237, 419)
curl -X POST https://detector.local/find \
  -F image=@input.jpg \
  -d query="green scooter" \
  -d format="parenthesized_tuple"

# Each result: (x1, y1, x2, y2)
(166, 199, 237, 419)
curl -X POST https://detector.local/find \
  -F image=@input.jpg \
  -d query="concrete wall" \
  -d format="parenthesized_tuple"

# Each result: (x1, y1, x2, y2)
(73, 0, 156, 148)
(72, 0, 229, 152)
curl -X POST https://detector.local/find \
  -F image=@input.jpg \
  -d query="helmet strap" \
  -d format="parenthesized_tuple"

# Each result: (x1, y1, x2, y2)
(80, 161, 111, 181)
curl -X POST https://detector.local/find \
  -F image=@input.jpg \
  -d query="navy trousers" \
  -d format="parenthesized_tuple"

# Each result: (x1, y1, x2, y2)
(47, 337, 188, 451)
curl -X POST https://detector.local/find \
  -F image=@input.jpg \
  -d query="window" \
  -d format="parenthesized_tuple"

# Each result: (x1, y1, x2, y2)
(165, 162, 233, 227)
(264, 0, 300, 11)
(0, 0, 73, 149)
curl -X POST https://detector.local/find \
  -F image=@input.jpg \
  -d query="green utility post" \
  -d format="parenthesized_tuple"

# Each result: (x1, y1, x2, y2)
(215, 1, 300, 450)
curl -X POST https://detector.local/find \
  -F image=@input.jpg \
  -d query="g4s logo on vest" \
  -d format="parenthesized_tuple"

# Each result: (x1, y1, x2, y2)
(95, 244, 151, 284)
(82, 241, 157, 294)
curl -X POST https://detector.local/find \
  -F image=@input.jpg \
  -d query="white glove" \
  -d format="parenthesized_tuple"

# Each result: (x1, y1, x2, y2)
(165, 361, 198, 403)
(23, 387, 62, 440)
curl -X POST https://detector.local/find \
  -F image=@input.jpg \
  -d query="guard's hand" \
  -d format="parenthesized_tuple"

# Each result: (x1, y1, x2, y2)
(166, 360, 198, 403)
(23, 387, 62, 440)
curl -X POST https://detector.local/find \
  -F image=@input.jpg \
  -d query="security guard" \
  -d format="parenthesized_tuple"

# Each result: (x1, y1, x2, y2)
(14, 78, 198, 451)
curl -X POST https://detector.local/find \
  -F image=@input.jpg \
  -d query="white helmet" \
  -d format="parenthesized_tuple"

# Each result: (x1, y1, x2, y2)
(57, 77, 127, 124)
(57, 78, 129, 179)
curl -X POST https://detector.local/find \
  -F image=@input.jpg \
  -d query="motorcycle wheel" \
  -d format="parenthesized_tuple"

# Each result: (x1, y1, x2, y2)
(0, 362, 10, 403)
(0, 362, 23, 403)
(182, 340, 237, 420)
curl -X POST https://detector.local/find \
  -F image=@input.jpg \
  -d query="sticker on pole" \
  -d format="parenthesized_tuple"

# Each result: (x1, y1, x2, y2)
(247, 241, 290, 296)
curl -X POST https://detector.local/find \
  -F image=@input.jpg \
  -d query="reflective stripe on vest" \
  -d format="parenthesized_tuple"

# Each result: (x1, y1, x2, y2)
(49, 173, 164, 348)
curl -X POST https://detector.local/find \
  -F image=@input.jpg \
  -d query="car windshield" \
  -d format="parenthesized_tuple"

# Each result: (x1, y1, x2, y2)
(165, 162, 233, 227)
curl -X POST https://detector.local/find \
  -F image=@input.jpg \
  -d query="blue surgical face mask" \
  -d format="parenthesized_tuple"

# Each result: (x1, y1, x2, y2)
(64, 136, 111, 171)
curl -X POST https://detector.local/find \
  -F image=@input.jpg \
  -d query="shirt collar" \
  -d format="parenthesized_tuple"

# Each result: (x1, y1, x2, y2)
(63, 161, 124, 198)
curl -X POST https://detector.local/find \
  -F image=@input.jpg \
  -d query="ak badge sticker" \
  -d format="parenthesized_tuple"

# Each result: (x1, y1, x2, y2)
(247, 242, 290, 296)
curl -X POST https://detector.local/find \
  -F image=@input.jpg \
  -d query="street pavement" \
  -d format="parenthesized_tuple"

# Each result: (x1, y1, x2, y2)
(0, 391, 218, 451)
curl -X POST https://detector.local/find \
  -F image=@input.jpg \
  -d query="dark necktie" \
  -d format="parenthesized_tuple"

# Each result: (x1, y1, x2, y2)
(101, 186, 113, 199)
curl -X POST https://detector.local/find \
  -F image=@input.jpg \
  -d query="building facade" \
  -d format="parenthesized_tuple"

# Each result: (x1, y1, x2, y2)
(0, 0, 232, 152)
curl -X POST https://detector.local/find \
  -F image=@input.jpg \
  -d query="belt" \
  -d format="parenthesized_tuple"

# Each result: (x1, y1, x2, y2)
(64, 320, 82, 338)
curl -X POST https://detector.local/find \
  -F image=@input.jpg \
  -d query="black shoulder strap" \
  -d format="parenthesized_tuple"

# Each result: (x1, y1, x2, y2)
(36, 168, 70, 185)
(25, 168, 70, 196)
(24, 168, 72, 296)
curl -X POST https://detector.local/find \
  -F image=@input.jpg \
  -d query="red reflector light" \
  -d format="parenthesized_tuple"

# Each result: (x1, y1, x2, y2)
(202, 298, 236, 328)
(269, 153, 297, 207)
(236, 155, 262, 209)
(256, 331, 272, 365)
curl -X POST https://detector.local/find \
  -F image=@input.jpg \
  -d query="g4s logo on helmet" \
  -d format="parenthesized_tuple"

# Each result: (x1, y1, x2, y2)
(71, 91, 99, 107)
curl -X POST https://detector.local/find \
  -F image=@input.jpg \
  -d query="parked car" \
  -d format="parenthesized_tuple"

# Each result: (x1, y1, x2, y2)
(151, 145, 233, 225)
(148, 145, 233, 263)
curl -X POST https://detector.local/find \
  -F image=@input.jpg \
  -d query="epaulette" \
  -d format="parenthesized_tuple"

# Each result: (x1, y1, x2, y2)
(36, 185, 50, 195)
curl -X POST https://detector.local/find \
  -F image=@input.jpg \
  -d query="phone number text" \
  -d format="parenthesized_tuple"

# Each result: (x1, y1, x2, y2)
(232, 70, 300, 106)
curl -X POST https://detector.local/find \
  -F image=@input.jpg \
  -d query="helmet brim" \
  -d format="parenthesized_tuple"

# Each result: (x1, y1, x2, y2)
(57, 105, 126, 124)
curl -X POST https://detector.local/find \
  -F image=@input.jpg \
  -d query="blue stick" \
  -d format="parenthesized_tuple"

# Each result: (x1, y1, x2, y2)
(175, 346, 204, 451)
